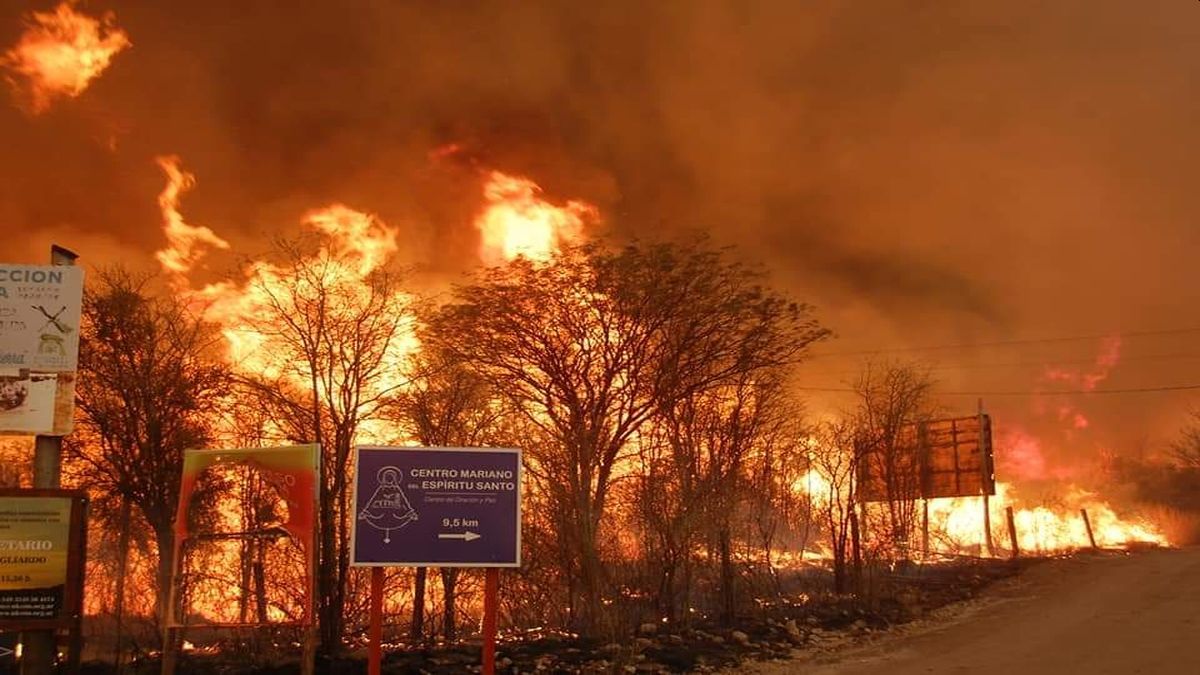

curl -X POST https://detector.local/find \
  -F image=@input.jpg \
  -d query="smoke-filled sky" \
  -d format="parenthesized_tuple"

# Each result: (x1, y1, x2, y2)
(2, 0, 1198, 470)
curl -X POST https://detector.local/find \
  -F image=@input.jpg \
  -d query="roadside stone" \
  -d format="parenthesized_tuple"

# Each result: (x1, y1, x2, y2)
(639, 622, 659, 636)
(731, 630, 750, 646)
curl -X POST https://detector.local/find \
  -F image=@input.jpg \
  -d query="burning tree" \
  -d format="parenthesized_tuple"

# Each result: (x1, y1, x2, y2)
(808, 421, 859, 593)
(640, 369, 804, 625)
(387, 342, 508, 641)
(426, 239, 827, 635)
(852, 361, 937, 560)
(69, 269, 231, 630)
(228, 230, 414, 655)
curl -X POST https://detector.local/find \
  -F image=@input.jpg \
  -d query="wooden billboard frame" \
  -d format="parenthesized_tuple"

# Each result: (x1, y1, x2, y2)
(856, 413, 995, 503)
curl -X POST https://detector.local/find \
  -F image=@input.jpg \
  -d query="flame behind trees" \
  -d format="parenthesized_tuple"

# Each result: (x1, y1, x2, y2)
(68, 269, 231, 630)
(851, 361, 937, 559)
(425, 240, 830, 633)
(474, 171, 597, 265)
(387, 343, 510, 640)
(639, 368, 806, 625)
(1, 1, 131, 113)
(148, 155, 416, 654)
(228, 236, 413, 655)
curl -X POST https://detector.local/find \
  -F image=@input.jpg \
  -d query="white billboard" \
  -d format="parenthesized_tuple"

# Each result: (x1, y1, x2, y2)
(0, 265, 84, 373)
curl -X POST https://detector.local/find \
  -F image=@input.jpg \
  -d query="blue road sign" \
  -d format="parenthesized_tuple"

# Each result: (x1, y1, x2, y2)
(350, 447, 522, 567)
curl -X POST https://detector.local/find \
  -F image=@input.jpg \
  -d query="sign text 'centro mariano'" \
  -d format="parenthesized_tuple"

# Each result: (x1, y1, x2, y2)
(351, 447, 522, 567)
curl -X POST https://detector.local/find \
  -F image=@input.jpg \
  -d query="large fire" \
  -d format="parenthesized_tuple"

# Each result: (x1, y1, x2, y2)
(153, 156, 415, 387)
(145, 156, 605, 623)
(474, 170, 597, 265)
(1, 1, 131, 114)
(144, 151, 1166, 626)
(795, 468, 1168, 558)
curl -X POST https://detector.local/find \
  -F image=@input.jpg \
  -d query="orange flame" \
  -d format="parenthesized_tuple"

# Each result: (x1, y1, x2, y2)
(154, 156, 231, 276)
(1, 1, 131, 114)
(928, 482, 1167, 553)
(153, 157, 417, 393)
(474, 170, 597, 264)
(792, 466, 1169, 557)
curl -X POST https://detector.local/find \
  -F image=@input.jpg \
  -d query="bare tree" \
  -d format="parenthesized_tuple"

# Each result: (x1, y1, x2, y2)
(387, 342, 507, 641)
(1170, 409, 1200, 469)
(809, 421, 858, 593)
(427, 239, 827, 635)
(852, 361, 936, 560)
(70, 268, 231, 630)
(232, 235, 412, 654)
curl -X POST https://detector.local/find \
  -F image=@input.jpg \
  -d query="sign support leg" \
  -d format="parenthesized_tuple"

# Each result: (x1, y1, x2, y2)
(23, 434, 64, 675)
(482, 568, 499, 675)
(983, 494, 995, 556)
(369, 567, 383, 675)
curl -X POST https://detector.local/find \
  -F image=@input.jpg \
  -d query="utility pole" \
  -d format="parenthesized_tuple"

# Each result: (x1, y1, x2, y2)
(22, 245, 78, 675)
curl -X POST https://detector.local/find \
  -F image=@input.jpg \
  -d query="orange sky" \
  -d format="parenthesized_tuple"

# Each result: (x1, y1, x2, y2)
(2, 0, 1198, 473)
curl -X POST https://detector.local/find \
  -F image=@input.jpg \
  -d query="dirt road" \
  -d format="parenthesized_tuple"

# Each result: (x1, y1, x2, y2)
(750, 547, 1200, 674)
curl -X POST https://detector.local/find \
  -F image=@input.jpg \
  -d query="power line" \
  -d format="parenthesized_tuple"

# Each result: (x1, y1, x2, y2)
(799, 351, 1200, 379)
(807, 327, 1200, 360)
(793, 383, 1200, 397)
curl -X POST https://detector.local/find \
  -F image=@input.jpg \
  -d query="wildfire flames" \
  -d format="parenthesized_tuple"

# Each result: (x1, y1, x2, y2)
(153, 157, 414, 386)
(1, 1, 131, 114)
(474, 170, 598, 265)
(155, 156, 230, 276)
(148, 152, 1170, 618)
(796, 470, 1168, 558)
(152, 158, 587, 385)
(144, 156, 605, 622)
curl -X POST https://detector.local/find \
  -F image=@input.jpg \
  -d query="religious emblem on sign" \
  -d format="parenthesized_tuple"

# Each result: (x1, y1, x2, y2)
(358, 466, 418, 543)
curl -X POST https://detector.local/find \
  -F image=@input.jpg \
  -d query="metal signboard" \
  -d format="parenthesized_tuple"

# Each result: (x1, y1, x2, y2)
(0, 489, 88, 630)
(0, 265, 84, 373)
(351, 447, 522, 567)
(857, 414, 995, 502)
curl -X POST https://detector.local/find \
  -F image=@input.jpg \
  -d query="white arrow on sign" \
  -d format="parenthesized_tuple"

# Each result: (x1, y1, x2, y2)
(0, 646, 13, 658)
(438, 531, 481, 541)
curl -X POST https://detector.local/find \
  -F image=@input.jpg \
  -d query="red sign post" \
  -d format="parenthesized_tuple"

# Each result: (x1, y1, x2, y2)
(352, 447, 522, 675)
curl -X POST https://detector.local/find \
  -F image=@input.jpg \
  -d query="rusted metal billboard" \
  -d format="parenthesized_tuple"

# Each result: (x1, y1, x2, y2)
(856, 414, 995, 502)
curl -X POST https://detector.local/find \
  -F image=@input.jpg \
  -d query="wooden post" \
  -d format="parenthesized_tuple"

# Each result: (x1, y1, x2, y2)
(369, 567, 383, 675)
(1005, 506, 1020, 559)
(160, 540, 182, 675)
(411, 567, 426, 641)
(22, 246, 78, 675)
(482, 568, 499, 675)
(921, 499, 929, 558)
(300, 446, 319, 675)
(1080, 508, 1098, 550)
(979, 399, 995, 557)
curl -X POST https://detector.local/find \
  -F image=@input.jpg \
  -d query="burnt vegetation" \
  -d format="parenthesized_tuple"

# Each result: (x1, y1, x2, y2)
(0, 237, 1188, 675)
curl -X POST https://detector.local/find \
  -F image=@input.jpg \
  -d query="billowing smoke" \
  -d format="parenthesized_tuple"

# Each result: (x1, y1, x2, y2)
(1, 0, 1197, 468)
